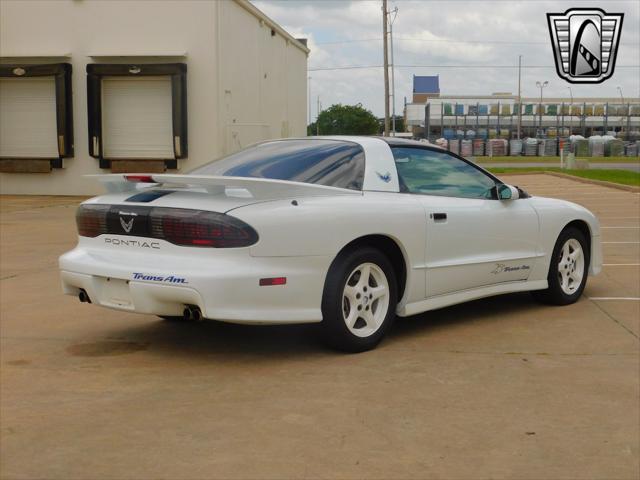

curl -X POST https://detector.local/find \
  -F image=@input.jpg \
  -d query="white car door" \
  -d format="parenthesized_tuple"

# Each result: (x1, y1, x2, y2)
(391, 146, 540, 298)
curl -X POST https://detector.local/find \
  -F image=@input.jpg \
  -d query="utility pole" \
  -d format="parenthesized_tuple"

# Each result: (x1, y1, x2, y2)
(307, 76, 312, 128)
(517, 55, 522, 139)
(316, 95, 321, 135)
(389, 6, 398, 136)
(382, 0, 390, 136)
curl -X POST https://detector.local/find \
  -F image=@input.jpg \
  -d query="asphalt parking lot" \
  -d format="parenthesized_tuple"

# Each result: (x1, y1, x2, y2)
(1, 174, 638, 480)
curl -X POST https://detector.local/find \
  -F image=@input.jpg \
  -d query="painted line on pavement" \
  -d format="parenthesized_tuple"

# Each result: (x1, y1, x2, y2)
(589, 297, 640, 301)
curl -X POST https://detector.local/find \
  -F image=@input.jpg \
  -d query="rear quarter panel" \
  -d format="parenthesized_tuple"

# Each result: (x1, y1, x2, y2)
(229, 192, 427, 306)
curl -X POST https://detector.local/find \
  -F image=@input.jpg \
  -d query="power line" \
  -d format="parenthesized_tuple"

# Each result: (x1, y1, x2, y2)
(309, 64, 640, 71)
(315, 37, 638, 46)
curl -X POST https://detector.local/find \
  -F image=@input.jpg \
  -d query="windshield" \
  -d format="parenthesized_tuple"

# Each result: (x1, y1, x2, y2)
(190, 139, 366, 191)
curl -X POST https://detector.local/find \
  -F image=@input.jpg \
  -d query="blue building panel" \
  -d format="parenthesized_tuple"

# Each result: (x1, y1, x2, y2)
(413, 75, 440, 94)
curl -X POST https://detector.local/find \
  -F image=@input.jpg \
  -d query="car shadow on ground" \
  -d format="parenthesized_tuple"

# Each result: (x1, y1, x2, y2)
(87, 292, 542, 359)
(390, 291, 542, 342)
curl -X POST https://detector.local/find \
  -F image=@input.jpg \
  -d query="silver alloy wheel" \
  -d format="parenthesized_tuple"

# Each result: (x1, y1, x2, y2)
(558, 238, 585, 295)
(342, 262, 390, 338)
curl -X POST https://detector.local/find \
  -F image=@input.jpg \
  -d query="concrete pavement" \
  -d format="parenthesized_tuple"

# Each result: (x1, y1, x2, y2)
(1, 176, 639, 479)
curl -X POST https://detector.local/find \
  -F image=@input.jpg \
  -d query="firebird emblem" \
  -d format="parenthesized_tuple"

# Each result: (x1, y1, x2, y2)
(376, 171, 392, 183)
(120, 217, 134, 233)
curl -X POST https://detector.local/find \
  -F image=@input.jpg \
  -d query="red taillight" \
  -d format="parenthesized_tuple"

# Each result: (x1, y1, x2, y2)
(150, 208, 258, 248)
(75, 204, 258, 248)
(125, 175, 156, 183)
(259, 277, 287, 286)
(76, 204, 109, 237)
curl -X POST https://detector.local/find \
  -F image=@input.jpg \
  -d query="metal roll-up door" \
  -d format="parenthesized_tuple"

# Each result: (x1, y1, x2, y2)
(101, 76, 174, 159)
(0, 77, 58, 158)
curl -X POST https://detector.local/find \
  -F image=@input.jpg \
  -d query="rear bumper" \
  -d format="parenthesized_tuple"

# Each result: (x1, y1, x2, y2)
(59, 246, 331, 324)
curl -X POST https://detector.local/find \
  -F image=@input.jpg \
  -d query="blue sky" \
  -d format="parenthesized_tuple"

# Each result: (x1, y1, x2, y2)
(252, 0, 640, 121)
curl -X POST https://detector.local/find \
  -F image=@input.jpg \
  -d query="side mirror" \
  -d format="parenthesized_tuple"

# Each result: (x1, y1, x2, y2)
(497, 184, 520, 201)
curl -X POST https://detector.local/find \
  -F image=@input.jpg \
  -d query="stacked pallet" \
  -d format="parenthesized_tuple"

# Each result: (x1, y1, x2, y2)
(589, 136, 604, 157)
(434, 138, 448, 149)
(509, 139, 523, 156)
(625, 143, 638, 157)
(460, 140, 473, 157)
(538, 139, 557, 156)
(472, 139, 485, 155)
(524, 138, 538, 156)
(605, 139, 624, 157)
(571, 136, 589, 156)
(487, 139, 507, 156)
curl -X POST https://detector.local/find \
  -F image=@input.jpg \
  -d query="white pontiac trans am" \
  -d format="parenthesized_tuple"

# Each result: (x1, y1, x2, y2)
(60, 136, 602, 351)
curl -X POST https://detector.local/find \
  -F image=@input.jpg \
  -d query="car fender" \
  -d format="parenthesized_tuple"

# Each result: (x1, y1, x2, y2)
(528, 196, 602, 277)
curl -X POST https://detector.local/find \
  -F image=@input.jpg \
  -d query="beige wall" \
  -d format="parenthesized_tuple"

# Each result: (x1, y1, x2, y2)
(0, 0, 308, 195)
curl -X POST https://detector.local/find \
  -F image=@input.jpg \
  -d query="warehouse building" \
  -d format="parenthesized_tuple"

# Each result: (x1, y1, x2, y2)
(0, 0, 309, 195)
(406, 76, 640, 142)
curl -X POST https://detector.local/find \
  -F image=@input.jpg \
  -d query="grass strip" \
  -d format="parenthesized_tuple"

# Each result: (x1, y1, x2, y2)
(487, 167, 640, 187)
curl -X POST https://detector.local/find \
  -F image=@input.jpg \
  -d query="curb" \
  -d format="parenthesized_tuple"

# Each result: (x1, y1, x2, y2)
(498, 171, 640, 193)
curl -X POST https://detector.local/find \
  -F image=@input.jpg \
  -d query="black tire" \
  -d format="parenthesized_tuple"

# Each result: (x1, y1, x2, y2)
(532, 226, 590, 305)
(321, 247, 398, 352)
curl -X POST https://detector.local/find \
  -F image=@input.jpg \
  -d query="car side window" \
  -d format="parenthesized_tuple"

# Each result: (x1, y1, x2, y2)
(391, 147, 497, 199)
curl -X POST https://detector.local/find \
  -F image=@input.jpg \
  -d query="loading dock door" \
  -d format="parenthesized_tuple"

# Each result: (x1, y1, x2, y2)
(101, 76, 174, 159)
(0, 77, 58, 158)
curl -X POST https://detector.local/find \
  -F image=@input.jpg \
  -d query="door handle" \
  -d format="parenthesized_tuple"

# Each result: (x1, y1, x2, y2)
(432, 213, 447, 221)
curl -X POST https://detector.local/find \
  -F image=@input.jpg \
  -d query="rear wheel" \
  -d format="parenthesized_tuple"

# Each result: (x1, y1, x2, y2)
(321, 247, 397, 352)
(533, 227, 589, 305)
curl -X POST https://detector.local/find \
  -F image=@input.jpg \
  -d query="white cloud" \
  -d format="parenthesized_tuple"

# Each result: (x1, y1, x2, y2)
(253, 0, 640, 119)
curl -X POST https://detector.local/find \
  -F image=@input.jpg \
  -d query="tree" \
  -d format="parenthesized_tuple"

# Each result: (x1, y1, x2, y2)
(310, 104, 379, 136)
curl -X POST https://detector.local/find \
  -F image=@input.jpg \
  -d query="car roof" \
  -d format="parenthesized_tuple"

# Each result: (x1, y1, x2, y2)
(302, 135, 446, 151)
(376, 136, 446, 150)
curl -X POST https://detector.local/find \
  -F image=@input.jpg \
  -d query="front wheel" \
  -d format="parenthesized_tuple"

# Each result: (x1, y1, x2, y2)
(533, 226, 590, 305)
(321, 247, 397, 352)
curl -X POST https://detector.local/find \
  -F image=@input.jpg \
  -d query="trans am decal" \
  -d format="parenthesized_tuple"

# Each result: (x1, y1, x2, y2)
(132, 273, 188, 284)
(491, 263, 531, 275)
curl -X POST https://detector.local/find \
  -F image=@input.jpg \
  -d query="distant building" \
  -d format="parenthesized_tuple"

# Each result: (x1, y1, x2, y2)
(405, 89, 640, 141)
(412, 75, 440, 103)
(0, 0, 309, 195)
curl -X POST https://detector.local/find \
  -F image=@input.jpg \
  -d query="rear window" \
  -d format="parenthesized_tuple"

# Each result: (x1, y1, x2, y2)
(189, 139, 365, 191)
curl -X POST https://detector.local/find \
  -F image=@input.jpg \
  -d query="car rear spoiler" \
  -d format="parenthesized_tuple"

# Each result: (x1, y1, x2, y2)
(86, 174, 362, 199)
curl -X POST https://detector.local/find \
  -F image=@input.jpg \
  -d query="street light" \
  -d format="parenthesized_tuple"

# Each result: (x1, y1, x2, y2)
(567, 86, 573, 135)
(617, 86, 625, 138)
(536, 80, 548, 137)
